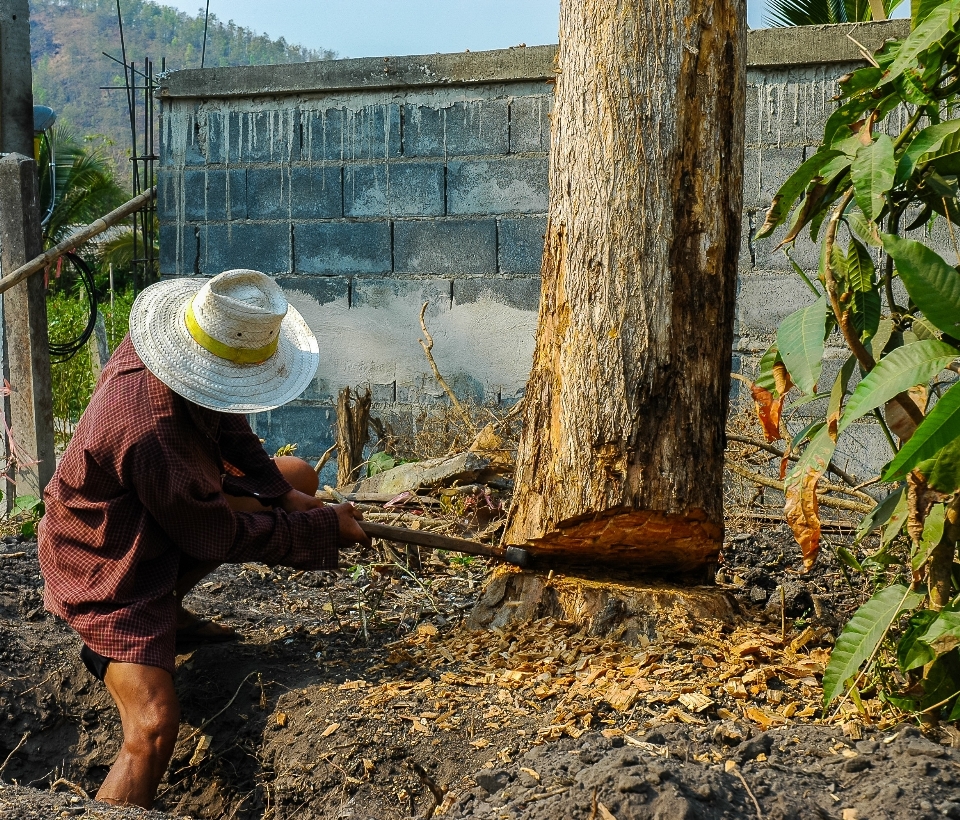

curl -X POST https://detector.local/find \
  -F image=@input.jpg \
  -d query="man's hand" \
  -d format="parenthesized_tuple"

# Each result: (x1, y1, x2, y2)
(276, 488, 326, 513)
(331, 502, 372, 549)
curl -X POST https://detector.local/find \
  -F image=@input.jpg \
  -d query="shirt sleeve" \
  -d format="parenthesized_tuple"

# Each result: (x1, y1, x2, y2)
(124, 402, 338, 571)
(217, 412, 292, 502)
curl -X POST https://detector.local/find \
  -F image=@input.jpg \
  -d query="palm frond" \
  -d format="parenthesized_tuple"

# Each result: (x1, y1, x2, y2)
(765, 0, 847, 25)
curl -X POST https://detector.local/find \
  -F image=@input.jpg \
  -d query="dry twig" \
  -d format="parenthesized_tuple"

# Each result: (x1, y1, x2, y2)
(0, 731, 28, 779)
(731, 766, 764, 820)
(725, 458, 875, 514)
(418, 301, 473, 430)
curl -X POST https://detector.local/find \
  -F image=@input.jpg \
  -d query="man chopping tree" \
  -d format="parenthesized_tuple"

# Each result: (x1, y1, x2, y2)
(37, 269, 371, 808)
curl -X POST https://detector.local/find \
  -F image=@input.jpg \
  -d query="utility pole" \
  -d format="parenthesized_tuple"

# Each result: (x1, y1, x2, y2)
(0, 0, 57, 500)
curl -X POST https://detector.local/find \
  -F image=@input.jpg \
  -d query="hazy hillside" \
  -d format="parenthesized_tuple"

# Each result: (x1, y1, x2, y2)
(30, 0, 335, 179)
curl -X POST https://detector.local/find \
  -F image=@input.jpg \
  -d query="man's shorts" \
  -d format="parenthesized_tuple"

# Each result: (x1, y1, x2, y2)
(80, 643, 111, 681)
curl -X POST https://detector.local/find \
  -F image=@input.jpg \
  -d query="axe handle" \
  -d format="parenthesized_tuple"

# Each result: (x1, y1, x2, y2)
(359, 521, 505, 561)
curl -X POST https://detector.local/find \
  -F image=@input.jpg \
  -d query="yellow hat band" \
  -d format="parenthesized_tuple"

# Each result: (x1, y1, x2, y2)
(185, 302, 279, 365)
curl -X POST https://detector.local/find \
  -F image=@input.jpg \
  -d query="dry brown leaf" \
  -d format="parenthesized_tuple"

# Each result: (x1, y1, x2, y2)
(751, 384, 785, 443)
(906, 472, 950, 543)
(884, 386, 926, 442)
(785, 462, 824, 570)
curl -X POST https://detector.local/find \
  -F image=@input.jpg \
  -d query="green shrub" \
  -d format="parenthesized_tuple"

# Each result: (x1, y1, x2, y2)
(47, 287, 134, 445)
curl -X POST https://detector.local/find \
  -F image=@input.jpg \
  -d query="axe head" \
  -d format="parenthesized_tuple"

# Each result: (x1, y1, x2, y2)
(504, 546, 531, 568)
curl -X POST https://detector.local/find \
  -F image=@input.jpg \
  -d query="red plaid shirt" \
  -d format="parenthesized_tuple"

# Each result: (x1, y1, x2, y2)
(38, 336, 338, 673)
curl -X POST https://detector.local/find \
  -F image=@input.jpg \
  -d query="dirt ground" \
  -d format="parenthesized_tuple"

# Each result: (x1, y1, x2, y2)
(2, 522, 960, 820)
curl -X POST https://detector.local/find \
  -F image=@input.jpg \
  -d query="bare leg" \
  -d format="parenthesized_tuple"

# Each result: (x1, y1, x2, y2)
(96, 662, 179, 809)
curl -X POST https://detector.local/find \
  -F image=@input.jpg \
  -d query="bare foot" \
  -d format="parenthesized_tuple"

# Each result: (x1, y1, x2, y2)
(175, 608, 237, 645)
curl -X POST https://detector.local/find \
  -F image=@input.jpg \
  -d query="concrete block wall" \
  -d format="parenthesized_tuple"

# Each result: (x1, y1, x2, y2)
(159, 21, 931, 483)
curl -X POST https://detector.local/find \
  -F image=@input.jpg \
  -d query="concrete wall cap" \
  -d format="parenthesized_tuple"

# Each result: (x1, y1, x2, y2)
(159, 20, 910, 100)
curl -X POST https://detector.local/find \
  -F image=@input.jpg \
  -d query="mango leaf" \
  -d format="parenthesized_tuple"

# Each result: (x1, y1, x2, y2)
(851, 289, 881, 339)
(824, 98, 874, 148)
(839, 339, 960, 432)
(870, 318, 896, 361)
(756, 150, 845, 239)
(846, 209, 882, 247)
(884, 381, 960, 481)
(780, 419, 824, 479)
(882, 235, 960, 337)
(922, 609, 960, 657)
(846, 238, 875, 292)
(931, 150, 960, 176)
(896, 121, 960, 184)
(839, 66, 884, 98)
(922, 650, 960, 714)
(856, 485, 905, 541)
(781, 163, 851, 246)
(754, 345, 781, 394)
(898, 609, 939, 672)
(777, 296, 828, 395)
(884, 0, 960, 87)
(914, 434, 960, 494)
(912, 316, 943, 341)
(827, 354, 858, 439)
(915, 0, 953, 25)
(836, 546, 864, 573)
(784, 425, 836, 570)
(911, 503, 946, 573)
(880, 488, 911, 550)
(852, 135, 895, 221)
(823, 584, 925, 706)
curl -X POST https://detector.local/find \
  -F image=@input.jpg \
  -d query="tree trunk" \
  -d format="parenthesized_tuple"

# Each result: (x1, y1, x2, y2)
(503, 0, 745, 579)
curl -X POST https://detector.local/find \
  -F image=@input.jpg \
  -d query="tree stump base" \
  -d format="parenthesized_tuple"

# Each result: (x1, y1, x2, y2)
(467, 566, 737, 643)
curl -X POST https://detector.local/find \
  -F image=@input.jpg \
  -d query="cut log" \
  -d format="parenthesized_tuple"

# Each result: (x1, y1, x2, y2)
(503, 0, 746, 577)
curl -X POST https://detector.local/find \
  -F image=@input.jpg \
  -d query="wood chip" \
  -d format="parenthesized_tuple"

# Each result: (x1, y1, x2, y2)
(519, 767, 540, 781)
(275, 713, 287, 728)
(321, 723, 340, 738)
(678, 692, 714, 713)
(598, 802, 618, 820)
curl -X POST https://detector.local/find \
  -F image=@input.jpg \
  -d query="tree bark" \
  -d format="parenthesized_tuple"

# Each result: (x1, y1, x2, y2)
(504, 0, 745, 578)
(336, 387, 371, 488)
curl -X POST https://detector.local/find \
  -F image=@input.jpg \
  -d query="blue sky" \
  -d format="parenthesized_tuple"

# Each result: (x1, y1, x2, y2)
(160, 0, 822, 59)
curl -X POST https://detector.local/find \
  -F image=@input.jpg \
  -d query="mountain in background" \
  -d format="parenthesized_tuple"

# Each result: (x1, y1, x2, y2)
(30, 0, 335, 180)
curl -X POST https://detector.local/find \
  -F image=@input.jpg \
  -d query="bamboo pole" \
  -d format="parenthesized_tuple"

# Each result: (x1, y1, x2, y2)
(0, 186, 156, 296)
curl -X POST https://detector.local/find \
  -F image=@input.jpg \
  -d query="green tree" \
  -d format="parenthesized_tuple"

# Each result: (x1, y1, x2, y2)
(763, 0, 904, 26)
(754, 0, 960, 720)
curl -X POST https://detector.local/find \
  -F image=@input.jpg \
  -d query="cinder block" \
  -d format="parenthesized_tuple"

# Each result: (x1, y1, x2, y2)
(254, 404, 335, 463)
(394, 219, 497, 274)
(157, 170, 178, 223)
(276, 275, 350, 308)
(344, 162, 445, 217)
(207, 109, 300, 164)
(454, 276, 541, 312)
(172, 169, 248, 221)
(290, 166, 342, 219)
(736, 271, 823, 337)
(402, 100, 509, 157)
(301, 104, 401, 161)
(509, 96, 553, 154)
(159, 223, 189, 276)
(498, 217, 546, 274)
(351, 276, 452, 310)
(161, 110, 207, 166)
(203, 223, 291, 274)
(246, 167, 288, 219)
(294, 222, 392, 274)
(447, 158, 548, 215)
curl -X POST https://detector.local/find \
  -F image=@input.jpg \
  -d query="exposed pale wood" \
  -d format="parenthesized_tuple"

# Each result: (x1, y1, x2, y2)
(335, 387, 371, 487)
(504, 0, 746, 576)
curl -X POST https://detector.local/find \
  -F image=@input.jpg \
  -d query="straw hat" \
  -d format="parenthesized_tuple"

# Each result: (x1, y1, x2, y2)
(129, 269, 319, 414)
